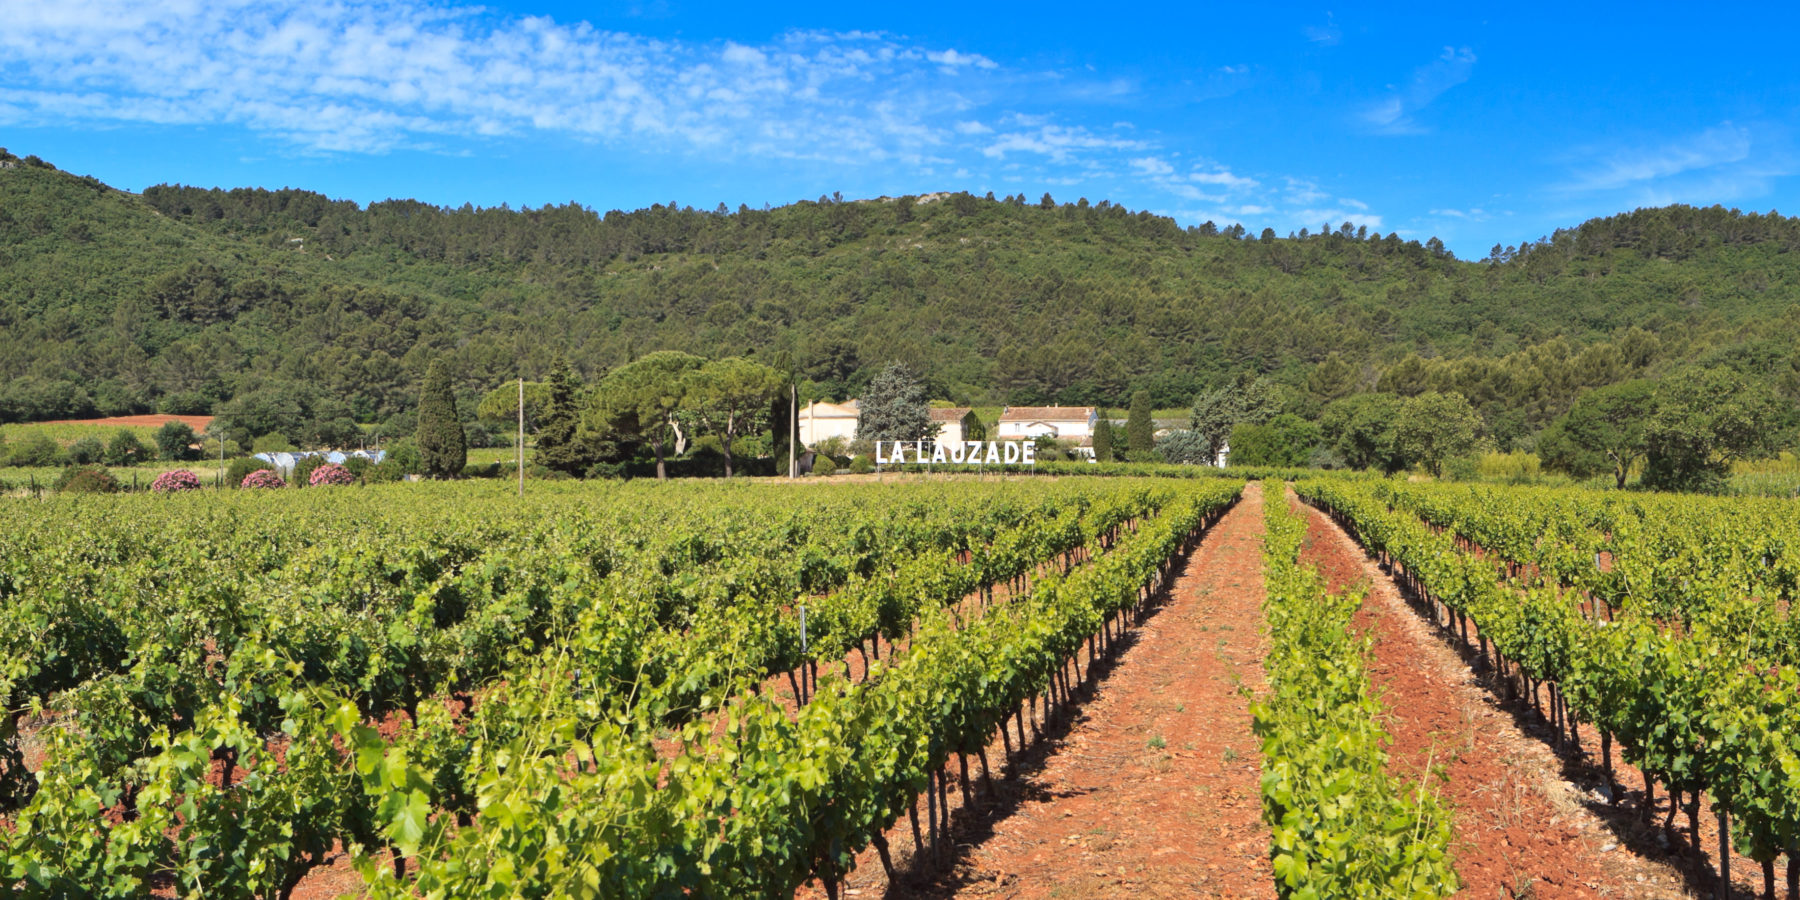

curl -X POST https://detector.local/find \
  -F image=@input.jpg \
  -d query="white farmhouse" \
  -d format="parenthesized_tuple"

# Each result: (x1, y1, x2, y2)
(996, 406, 1098, 441)
(798, 399, 861, 447)
(929, 407, 973, 444)
(997, 406, 1102, 459)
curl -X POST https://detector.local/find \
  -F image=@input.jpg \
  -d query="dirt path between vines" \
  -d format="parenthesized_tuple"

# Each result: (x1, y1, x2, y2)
(849, 480, 1272, 899)
(1290, 489, 1689, 899)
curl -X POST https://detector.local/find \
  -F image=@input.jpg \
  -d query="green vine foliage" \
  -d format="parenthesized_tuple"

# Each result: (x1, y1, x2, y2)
(1298, 477, 1800, 876)
(0, 478, 1240, 896)
(1253, 481, 1458, 899)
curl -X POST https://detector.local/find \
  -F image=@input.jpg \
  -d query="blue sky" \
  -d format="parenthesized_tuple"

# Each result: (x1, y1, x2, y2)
(4, 1, 1796, 257)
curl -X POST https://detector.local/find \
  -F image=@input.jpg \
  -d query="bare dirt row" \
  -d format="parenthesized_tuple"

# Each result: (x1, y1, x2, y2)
(1290, 488, 1712, 899)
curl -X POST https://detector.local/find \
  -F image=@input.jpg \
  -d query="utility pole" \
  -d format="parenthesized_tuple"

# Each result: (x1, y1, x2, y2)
(789, 382, 797, 481)
(517, 376, 525, 499)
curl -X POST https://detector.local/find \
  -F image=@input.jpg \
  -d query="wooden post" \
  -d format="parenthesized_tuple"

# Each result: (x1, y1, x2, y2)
(789, 383, 797, 480)
(517, 377, 525, 499)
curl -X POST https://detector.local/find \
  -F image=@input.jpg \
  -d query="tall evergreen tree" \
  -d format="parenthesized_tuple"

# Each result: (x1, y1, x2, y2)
(960, 409, 986, 442)
(415, 358, 467, 479)
(1126, 391, 1154, 457)
(1190, 373, 1278, 465)
(534, 357, 602, 476)
(1091, 415, 1113, 462)
(856, 363, 934, 443)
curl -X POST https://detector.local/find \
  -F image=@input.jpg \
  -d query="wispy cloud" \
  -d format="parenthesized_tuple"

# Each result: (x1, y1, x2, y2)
(0, 0, 1013, 165)
(1304, 13, 1341, 46)
(1429, 207, 1489, 221)
(1550, 122, 1799, 215)
(0, 0, 1391, 241)
(1568, 123, 1753, 192)
(1361, 45, 1476, 135)
(1127, 158, 1381, 233)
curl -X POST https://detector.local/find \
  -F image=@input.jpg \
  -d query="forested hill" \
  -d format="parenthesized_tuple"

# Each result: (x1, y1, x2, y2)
(3, 147, 1798, 448)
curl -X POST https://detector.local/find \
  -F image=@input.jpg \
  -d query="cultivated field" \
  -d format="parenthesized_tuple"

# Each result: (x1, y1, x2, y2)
(2, 474, 1795, 898)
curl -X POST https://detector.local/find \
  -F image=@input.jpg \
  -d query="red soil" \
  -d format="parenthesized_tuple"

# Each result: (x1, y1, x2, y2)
(809, 482, 1272, 899)
(1290, 489, 1691, 899)
(34, 413, 214, 430)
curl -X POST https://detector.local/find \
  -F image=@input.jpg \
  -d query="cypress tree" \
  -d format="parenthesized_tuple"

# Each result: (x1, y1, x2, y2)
(1091, 415, 1113, 462)
(416, 358, 467, 478)
(1126, 390, 1154, 457)
(534, 357, 584, 475)
(960, 409, 986, 441)
(770, 387, 796, 474)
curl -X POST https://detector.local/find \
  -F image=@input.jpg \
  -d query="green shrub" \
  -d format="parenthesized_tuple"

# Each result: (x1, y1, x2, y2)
(55, 465, 120, 494)
(252, 432, 296, 453)
(848, 454, 874, 474)
(66, 435, 106, 465)
(105, 429, 151, 466)
(812, 455, 838, 476)
(225, 457, 273, 488)
(342, 456, 372, 478)
(1442, 455, 1481, 482)
(363, 461, 407, 484)
(460, 462, 502, 478)
(155, 421, 199, 461)
(386, 440, 423, 474)
(8, 433, 63, 467)
(291, 455, 325, 487)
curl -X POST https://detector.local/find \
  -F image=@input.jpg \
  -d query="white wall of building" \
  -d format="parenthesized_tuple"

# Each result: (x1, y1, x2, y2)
(798, 401, 860, 447)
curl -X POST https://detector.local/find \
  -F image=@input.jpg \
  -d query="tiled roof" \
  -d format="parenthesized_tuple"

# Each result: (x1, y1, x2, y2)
(929, 407, 972, 421)
(999, 406, 1095, 422)
(802, 401, 861, 417)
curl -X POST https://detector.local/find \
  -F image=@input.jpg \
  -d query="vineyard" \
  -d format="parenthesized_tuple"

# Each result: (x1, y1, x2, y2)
(0, 478, 1239, 897)
(7, 473, 1800, 897)
(1297, 478, 1800, 899)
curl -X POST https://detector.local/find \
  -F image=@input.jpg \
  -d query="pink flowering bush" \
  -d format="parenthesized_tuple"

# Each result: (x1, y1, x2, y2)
(308, 463, 354, 486)
(240, 469, 287, 489)
(151, 470, 202, 493)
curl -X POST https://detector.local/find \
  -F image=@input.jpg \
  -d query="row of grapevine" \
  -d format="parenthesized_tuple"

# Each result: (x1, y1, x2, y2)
(1254, 482, 1458, 898)
(0, 480, 1149, 808)
(1298, 479, 1800, 897)
(1, 478, 1239, 896)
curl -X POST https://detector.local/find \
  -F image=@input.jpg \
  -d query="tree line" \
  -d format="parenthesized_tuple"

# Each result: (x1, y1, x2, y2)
(4, 147, 1800, 482)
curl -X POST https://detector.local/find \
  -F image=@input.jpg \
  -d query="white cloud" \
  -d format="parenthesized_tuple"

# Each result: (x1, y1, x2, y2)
(1193, 170, 1258, 189)
(1361, 45, 1476, 135)
(1131, 156, 1175, 176)
(1, 0, 1401, 244)
(981, 121, 1148, 162)
(1297, 209, 1384, 230)
(1570, 123, 1753, 192)
(1429, 207, 1488, 221)
(0, 0, 1015, 165)
(926, 49, 998, 70)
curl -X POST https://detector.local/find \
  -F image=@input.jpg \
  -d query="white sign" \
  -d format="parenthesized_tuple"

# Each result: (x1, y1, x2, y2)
(875, 440, 1036, 466)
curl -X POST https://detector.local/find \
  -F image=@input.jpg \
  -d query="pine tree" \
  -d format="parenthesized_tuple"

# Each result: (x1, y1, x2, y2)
(416, 358, 466, 479)
(1126, 391, 1154, 457)
(855, 363, 934, 443)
